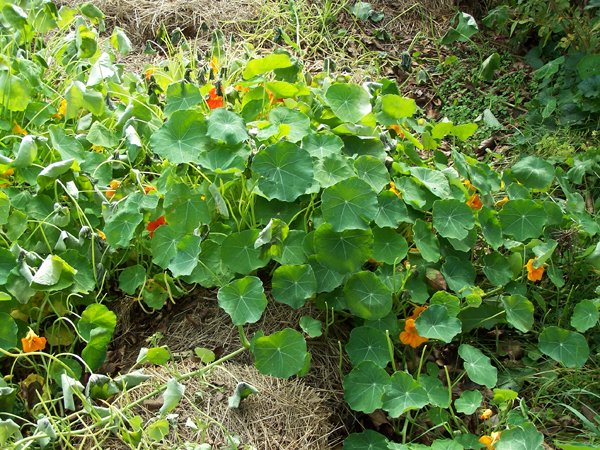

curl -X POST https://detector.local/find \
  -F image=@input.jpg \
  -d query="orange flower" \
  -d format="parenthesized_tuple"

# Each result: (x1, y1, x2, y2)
(467, 193, 483, 210)
(12, 122, 27, 136)
(145, 68, 155, 82)
(409, 305, 427, 320)
(1, 168, 14, 178)
(96, 229, 106, 240)
(143, 185, 156, 194)
(234, 85, 250, 93)
(495, 196, 509, 208)
(389, 181, 401, 198)
(53, 99, 67, 119)
(106, 180, 121, 199)
(388, 124, 405, 139)
(525, 258, 544, 282)
(400, 318, 429, 348)
(463, 179, 476, 191)
(479, 432, 501, 450)
(479, 408, 493, 420)
(267, 90, 284, 105)
(207, 87, 224, 109)
(146, 215, 167, 238)
(22, 329, 47, 353)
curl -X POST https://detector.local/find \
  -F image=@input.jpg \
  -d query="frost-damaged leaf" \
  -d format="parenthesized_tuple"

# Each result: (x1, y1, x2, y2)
(325, 83, 372, 123)
(217, 276, 267, 326)
(321, 177, 378, 231)
(159, 378, 185, 416)
(252, 328, 308, 378)
(343, 361, 390, 413)
(253, 141, 314, 201)
(415, 305, 461, 343)
(344, 271, 392, 320)
(498, 200, 547, 241)
(440, 12, 478, 44)
(243, 53, 292, 79)
(271, 264, 316, 309)
(136, 347, 171, 366)
(433, 199, 475, 240)
(60, 374, 84, 411)
(149, 110, 208, 164)
(538, 326, 590, 368)
(345, 326, 390, 368)
(228, 382, 259, 409)
(343, 430, 389, 449)
(458, 344, 497, 388)
(382, 371, 429, 417)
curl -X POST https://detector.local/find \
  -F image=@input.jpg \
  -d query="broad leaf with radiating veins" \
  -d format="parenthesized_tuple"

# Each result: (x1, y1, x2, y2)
(217, 276, 267, 325)
(344, 271, 393, 320)
(207, 108, 248, 145)
(314, 224, 373, 274)
(458, 344, 497, 388)
(415, 305, 461, 343)
(325, 83, 372, 123)
(252, 328, 308, 378)
(271, 264, 317, 309)
(499, 199, 547, 241)
(321, 177, 378, 231)
(343, 361, 390, 413)
(345, 326, 390, 368)
(149, 110, 208, 164)
(409, 167, 451, 198)
(433, 199, 475, 240)
(538, 326, 590, 368)
(382, 371, 429, 417)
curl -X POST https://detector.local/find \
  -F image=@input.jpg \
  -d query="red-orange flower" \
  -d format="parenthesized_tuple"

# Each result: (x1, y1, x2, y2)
(143, 184, 156, 194)
(525, 258, 544, 282)
(400, 306, 428, 348)
(207, 87, 224, 109)
(22, 329, 47, 353)
(388, 124, 405, 139)
(467, 193, 483, 210)
(147, 215, 167, 238)
(267, 90, 284, 105)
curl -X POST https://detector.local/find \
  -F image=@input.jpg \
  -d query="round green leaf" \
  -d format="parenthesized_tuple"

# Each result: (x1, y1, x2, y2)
(374, 190, 411, 228)
(376, 94, 416, 125)
(301, 132, 344, 159)
(309, 257, 346, 293)
(221, 229, 269, 275)
(413, 219, 441, 263)
(344, 271, 393, 320)
(314, 154, 355, 188)
(454, 390, 482, 415)
(325, 83, 372, 123)
(483, 252, 514, 286)
(150, 225, 179, 269)
(420, 374, 451, 408)
(253, 141, 314, 201)
(499, 200, 547, 241)
(207, 108, 248, 145)
(570, 300, 599, 333)
(511, 156, 555, 190)
(372, 227, 408, 264)
(353, 155, 389, 192)
(149, 110, 208, 164)
(345, 326, 390, 368)
(458, 344, 498, 388)
(314, 224, 373, 274)
(257, 107, 311, 142)
(410, 167, 451, 198)
(343, 361, 390, 413)
(538, 326, 590, 368)
(495, 423, 544, 450)
(343, 430, 389, 450)
(164, 82, 202, 116)
(299, 316, 322, 338)
(501, 295, 534, 333)
(321, 177, 378, 231)
(0, 313, 18, 350)
(118, 265, 146, 295)
(252, 328, 308, 378)
(217, 276, 267, 326)
(415, 305, 461, 343)
(432, 199, 475, 240)
(271, 264, 317, 309)
(441, 256, 476, 294)
(382, 371, 429, 417)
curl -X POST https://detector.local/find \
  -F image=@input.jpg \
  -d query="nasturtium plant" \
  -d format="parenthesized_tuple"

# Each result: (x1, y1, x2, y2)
(217, 276, 267, 326)
(538, 326, 590, 368)
(252, 328, 308, 378)
(458, 344, 498, 388)
(382, 371, 429, 417)
(345, 326, 390, 368)
(343, 361, 390, 413)
(271, 264, 317, 309)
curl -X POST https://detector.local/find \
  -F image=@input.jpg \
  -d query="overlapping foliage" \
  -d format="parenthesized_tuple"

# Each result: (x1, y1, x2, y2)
(0, 1, 599, 448)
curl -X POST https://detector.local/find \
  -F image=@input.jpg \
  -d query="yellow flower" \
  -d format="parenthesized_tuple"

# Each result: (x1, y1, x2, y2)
(145, 68, 155, 82)
(495, 196, 509, 208)
(22, 329, 47, 353)
(96, 229, 106, 240)
(389, 181, 401, 198)
(525, 258, 544, 282)
(91, 144, 104, 152)
(210, 56, 219, 77)
(53, 99, 67, 119)
(467, 194, 483, 210)
(479, 408, 493, 420)
(463, 179, 476, 191)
